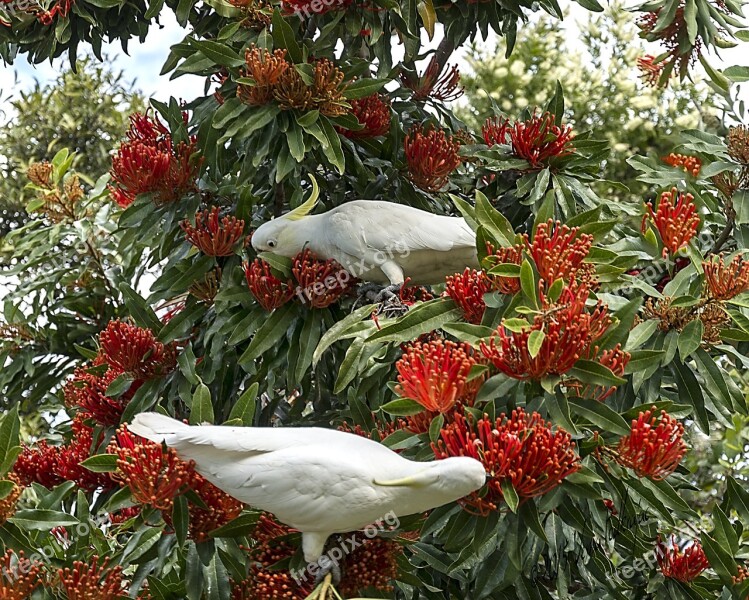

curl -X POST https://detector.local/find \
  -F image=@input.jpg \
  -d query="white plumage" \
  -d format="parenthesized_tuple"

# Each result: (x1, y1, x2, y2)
(251, 200, 478, 285)
(129, 413, 486, 562)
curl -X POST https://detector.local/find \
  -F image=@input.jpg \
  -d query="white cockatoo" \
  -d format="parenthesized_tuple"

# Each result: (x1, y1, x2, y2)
(251, 178, 478, 287)
(129, 412, 485, 563)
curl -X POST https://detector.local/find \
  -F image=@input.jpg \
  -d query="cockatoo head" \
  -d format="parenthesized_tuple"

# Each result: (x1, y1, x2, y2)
(251, 218, 305, 257)
(431, 456, 487, 498)
(251, 176, 320, 256)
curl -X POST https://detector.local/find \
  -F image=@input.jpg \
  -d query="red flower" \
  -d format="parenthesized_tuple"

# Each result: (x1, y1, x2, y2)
(244, 259, 295, 311)
(433, 408, 580, 514)
(482, 111, 575, 169)
(404, 125, 461, 192)
(291, 248, 357, 309)
(0, 550, 43, 600)
(108, 506, 141, 525)
(171, 472, 243, 542)
(637, 55, 667, 87)
(642, 188, 700, 258)
(616, 408, 687, 480)
(58, 556, 125, 600)
(444, 268, 491, 324)
(400, 56, 464, 102)
(99, 320, 177, 378)
(54, 415, 117, 492)
(64, 359, 141, 426)
(181, 207, 246, 256)
(638, 3, 701, 80)
(484, 243, 523, 295)
(480, 283, 610, 380)
(13, 441, 65, 489)
(109, 426, 195, 511)
(703, 253, 749, 300)
(339, 94, 391, 138)
(109, 111, 201, 207)
(0, 473, 22, 526)
(656, 536, 709, 582)
(395, 339, 484, 413)
(663, 152, 701, 176)
(525, 220, 593, 286)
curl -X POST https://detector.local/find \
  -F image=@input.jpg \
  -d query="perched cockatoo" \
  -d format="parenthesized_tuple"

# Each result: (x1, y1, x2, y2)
(251, 178, 478, 287)
(129, 413, 485, 563)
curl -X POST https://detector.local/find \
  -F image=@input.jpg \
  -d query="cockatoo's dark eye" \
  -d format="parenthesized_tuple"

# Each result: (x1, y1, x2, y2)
(268, 240, 276, 248)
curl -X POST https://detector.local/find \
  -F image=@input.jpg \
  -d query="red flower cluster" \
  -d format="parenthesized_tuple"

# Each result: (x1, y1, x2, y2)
(244, 259, 295, 311)
(395, 339, 485, 414)
(108, 426, 195, 511)
(99, 320, 177, 378)
(637, 55, 667, 86)
(235, 514, 401, 599)
(482, 111, 575, 169)
(525, 220, 594, 286)
(615, 408, 687, 480)
(109, 111, 201, 208)
(181, 207, 246, 256)
(14, 415, 114, 492)
(339, 93, 391, 138)
(433, 408, 580, 514)
(444, 268, 492, 324)
(479, 283, 611, 380)
(703, 253, 749, 300)
(656, 536, 709, 582)
(0, 550, 42, 600)
(291, 248, 357, 308)
(401, 56, 464, 102)
(663, 152, 701, 176)
(64, 356, 141, 426)
(642, 188, 700, 258)
(404, 125, 461, 192)
(166, 472, 243, 542)
(58, 556, 125, 600)
(33, 0, 73, 25)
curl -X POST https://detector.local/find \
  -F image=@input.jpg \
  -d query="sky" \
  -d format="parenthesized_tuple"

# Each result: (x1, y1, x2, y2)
(1, 7, 747, 113)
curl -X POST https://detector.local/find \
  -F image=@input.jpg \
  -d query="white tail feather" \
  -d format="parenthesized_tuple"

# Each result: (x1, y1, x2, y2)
(129, 412, 188, 443)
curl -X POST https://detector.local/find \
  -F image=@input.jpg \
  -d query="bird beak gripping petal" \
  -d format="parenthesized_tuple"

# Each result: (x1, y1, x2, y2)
(285, 174, 320, 221)
(373, 468, 440, 487)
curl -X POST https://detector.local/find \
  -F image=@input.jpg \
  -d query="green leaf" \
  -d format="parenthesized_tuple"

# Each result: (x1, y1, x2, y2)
(501, 480, 520, 513)
(209, 511, 260, 538)
(677, 318, 703, 360)
(271, 10, 302, 63)
(294, 309, 323, 383)
(106, 373, 134, 398)
(0, 480, 17, 501)
(724, 65, 749, 82)
(80, 454, 119, 473)
(670, 361, 709, 433)
(568, 359, 626, 387)
(519, 260, 539, 308)
(120, 283, 163, 333)
(313, 304, 377, 365)
(416, 0, 436, 39)
(380, 398, 425, 416)
(568, 397, 630, 436)
(625, 320, 659, 351)
(429, 413, 445, 443)
(344, 78, 390, 99)
(228, 383, 258, 425)
(190, 383, 215, 424)
(475, 191, 515, 246)
(11, 509, 80, 530)
(545, 80, 565, 124)
(700, 532, 737, 580)
(239, 302, 295, 366)
(319, 117, 345, 173)
(173, 494, 189, 547)
(727, 477, 749, 522)
(366, 299, 462, 344)
(527, 329, 545, 359)
(191, 39, 244, 67)
(0, 406, 20, 475)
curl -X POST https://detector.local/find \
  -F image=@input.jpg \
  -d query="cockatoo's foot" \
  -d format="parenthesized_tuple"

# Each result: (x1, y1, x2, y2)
(306, 570, 342, 600)
(375, 283, 402, 303)
(314, 561, 341, 586)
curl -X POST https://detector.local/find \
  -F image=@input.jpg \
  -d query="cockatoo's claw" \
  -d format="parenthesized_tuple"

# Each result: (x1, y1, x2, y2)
(314, 562, 342, 586)
(375, 283, 402, 303)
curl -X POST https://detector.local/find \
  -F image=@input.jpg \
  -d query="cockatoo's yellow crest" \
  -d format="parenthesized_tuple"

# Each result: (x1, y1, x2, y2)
(285, 175, 320, 221)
